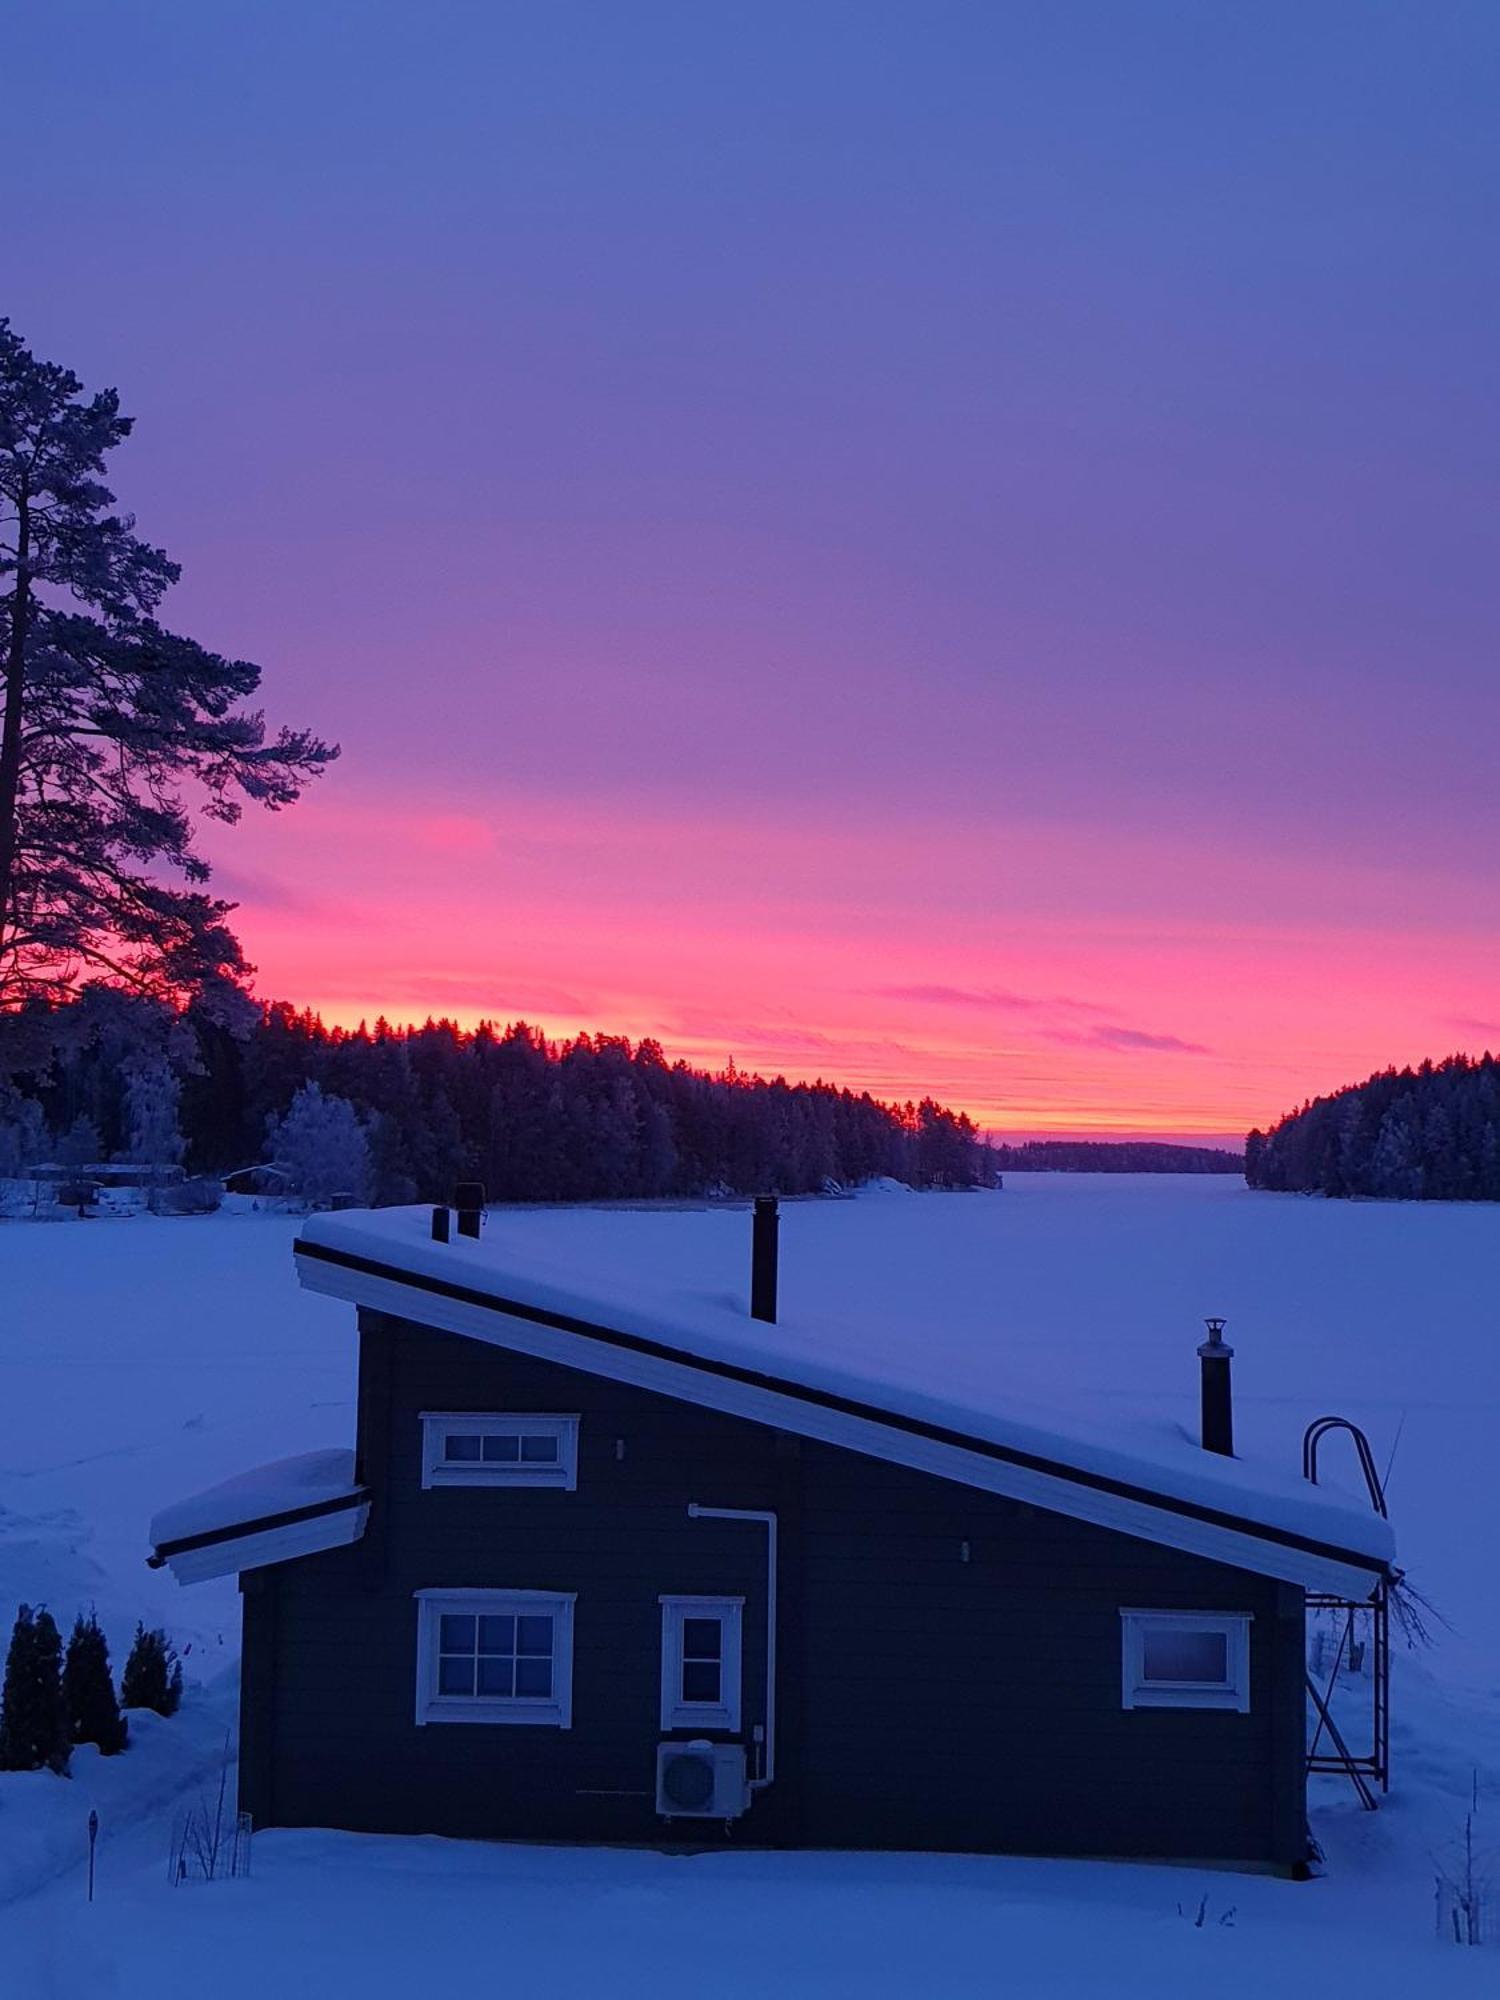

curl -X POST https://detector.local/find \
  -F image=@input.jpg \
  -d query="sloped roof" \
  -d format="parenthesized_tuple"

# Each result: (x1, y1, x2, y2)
(294, 1206, 1395, 1599)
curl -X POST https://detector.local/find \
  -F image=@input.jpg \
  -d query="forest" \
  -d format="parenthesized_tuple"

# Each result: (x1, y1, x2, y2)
(990, 1140, 1243, 1174)
(1246, 1054, 1500, 1201)
(0, 990, 991, 1205)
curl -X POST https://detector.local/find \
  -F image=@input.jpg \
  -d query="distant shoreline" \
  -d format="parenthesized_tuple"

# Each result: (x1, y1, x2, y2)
(991, 1141, 1245, 1175)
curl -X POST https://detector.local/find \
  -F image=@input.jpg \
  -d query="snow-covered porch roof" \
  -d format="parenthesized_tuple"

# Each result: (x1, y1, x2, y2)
(148, 1449, 368, 1584)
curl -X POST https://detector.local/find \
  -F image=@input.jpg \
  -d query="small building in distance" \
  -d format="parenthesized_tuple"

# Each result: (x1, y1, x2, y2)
(149, 1194, 1395, 1871)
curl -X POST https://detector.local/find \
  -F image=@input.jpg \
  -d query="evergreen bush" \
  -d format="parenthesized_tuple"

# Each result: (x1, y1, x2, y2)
(0, 1604, 70, 1772)
(120, 1623, 183, 1716)
(63, 1611, 128, 1754)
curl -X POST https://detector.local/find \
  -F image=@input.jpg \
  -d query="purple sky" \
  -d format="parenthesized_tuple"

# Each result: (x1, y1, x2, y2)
(9, 4, 1500, 1135)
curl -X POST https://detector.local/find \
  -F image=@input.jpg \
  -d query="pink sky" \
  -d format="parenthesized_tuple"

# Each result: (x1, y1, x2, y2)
(12, 5, 1498, 1141)
(216, 778, 1500, 1141)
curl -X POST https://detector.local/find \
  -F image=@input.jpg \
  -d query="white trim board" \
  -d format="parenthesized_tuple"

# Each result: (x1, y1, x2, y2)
(296, 1254, 1385, 1600)
(160, 1503, 370, 1584)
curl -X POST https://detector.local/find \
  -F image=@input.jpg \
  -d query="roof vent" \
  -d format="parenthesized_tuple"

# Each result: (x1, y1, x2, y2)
(431, 1205, 450, 1243)
(751, 1195, 779, 1323)
(454, 1182, 485, 1239)
(1198, 1316, 1234, 1456)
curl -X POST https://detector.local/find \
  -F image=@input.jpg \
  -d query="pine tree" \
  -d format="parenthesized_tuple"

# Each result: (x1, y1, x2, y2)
(0, 1604, 70, 1772)
(0, 319, 337, 1006)
(120, 1624, 182, 1716)
(63, 1611, 128, 1755)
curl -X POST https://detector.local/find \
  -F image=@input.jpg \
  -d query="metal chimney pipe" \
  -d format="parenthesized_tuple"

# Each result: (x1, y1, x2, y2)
(1198, 1317, 1235, 1456)
(431, 1204, 451, 1243)
(751, 1196, 779, 1323)
(454, 1182, 485, 1239)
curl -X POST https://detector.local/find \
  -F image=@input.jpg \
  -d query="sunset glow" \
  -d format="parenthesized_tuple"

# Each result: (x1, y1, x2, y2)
(10, 5, 1496, 1141)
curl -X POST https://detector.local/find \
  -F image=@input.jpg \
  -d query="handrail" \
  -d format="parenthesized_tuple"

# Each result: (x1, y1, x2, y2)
(1301, 1416, 1389, 1518)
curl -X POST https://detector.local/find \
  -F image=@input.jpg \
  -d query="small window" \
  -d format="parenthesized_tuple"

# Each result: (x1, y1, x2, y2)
(421, 1414, 579, 1490)
(414, 1590, 575, 1725)
(1120, 1609, 1251, 1712)
(660, 1596, 743, 1731)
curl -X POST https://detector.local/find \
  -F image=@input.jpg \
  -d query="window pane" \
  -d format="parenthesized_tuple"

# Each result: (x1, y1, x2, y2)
(516, 1616, 553, 1656)
(482, 1435, 520, 1463)
(476, 1656, 516, 1698)
(438, 1655, 476, 1696)
(439, 1614, 476, 1653)
(444, 1435, 482, 1462)
(520, 1435, 559, 1463)
(515, 1656, 553, 1698)
(1142, 1628, 1229, 1684)
(682, 1660, 721, 1704)
(477, 1615, 515, 1656)
(682, 1619, 722, 1660)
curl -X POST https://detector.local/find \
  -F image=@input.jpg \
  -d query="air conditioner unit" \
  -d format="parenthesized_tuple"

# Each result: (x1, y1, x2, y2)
(655, 1739, 748, 1820)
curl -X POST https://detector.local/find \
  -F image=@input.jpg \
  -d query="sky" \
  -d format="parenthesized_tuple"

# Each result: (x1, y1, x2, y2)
(7, 1, 1499, 1140)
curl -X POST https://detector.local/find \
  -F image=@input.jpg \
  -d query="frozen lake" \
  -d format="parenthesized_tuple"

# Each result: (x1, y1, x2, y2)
(3, 1175, 1498, 1992)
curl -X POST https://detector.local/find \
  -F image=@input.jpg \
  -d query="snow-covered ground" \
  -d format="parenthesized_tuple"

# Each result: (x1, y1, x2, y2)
(4, 1176, 1499, 1993)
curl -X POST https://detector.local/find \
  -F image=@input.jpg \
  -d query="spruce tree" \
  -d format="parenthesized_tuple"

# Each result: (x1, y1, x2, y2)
(0, 1604, 70, 1772)
(120, 1623, 182, 1716)
(63, 1611, 128, 1755)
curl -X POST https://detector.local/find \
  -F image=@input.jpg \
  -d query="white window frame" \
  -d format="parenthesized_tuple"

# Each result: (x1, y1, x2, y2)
(659, 1595, 743, 1731)
(414, 1589, 576, 1726)
(1119, 1609, 1252, 1712)
(420, 1413, 579, 1490)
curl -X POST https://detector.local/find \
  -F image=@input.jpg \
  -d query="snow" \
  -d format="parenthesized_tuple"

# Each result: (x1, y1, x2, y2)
(149, 1449, 358, 1549)
(4, 1176, 1500, 1993)
(300, 1198, 1394, 1564)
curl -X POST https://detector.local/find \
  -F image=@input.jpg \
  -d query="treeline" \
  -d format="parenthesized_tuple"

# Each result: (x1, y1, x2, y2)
(0, 989, 990, 1203)
(1247, 1054, 1500, 1201)
(991, 1140, 1244, 1174)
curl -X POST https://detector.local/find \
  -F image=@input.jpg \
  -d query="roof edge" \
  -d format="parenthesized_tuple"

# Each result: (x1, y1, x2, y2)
(294, 1237, 1393, 1594)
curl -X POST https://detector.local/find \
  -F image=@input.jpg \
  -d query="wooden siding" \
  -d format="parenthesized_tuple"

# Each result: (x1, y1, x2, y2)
(238, 1307, 1307, 1865)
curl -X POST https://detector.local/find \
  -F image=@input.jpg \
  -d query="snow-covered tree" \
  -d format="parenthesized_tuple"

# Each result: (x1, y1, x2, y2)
(56, 1112, 102, 1168)
(123, 1057, 185, 1169)
(267, 1081, 372, 1207)
(0, 1084, 44, 1175)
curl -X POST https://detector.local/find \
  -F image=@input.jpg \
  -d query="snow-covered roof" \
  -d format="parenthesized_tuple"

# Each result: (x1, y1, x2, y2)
(295, 1206, 1396, 1599)
(149, 1449, 367, 1585)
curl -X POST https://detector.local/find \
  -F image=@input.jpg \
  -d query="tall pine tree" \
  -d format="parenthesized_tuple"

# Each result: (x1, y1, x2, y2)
(0, 320, 337, 1005)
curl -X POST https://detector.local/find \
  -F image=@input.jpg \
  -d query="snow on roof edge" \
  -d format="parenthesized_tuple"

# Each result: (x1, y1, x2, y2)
(296, 1208, 1395, 1570)
(150, 1448, 360, 1549)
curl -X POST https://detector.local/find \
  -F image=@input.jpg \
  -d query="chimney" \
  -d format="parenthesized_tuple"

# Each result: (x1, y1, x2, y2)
(431, 1204, 451, 1243)
(1198, 1317, 1234, 1456)
(750, 1195, 779, 1323)
(454, 1182, 485, 1239)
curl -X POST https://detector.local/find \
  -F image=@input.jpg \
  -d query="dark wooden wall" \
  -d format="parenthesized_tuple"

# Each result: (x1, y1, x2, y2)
(238, 1307, 1306, 1866)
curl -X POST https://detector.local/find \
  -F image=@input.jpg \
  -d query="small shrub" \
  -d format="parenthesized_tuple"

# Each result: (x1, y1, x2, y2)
(64, 1611, 128, 1755)
(0, 1604, 71, 1773)
(121, 1624, 183, 1717)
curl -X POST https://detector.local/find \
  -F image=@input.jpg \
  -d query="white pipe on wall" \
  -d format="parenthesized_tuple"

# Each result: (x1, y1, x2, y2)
(686, 1502, 778, 1789)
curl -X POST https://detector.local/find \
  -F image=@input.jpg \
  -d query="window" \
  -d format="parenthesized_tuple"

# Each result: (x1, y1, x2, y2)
(414, 1590, 575, 1726)
(1120, 1610, 1251, 1712)
(420, 1414, 579, 1490)
(659, 1596, 743, 1731)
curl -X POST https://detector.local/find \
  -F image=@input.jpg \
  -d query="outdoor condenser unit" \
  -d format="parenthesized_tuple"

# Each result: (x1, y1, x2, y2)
(655, 1740, 748, 1820)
